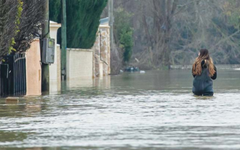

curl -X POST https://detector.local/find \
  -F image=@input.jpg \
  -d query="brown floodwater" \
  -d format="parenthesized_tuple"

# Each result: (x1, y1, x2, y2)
(0, 69, 240, 150)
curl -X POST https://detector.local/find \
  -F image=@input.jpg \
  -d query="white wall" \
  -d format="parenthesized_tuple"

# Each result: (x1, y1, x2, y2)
(67, 49, 93, 80)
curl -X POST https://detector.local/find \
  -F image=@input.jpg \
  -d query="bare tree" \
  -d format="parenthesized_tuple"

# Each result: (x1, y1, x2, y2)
(0, 0, 45, 60)
(15, 0, 46, 52)
(0, 0, 19, 59)
(112, 0, 240, 69)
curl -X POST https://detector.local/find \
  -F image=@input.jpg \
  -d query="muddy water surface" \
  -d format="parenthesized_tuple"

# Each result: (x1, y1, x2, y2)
(0, 69, 240, 150)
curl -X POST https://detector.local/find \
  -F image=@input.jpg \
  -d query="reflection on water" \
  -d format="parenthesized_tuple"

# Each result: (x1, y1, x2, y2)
(67, 76, 111, 90)
(0, 70, 240, 150)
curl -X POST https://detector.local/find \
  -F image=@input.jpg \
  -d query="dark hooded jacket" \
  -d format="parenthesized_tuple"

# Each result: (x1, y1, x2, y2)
(192, 60, 217, 96)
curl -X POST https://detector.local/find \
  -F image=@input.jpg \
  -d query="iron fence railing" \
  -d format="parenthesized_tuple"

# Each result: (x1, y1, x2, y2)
(0, 53, 26, 97)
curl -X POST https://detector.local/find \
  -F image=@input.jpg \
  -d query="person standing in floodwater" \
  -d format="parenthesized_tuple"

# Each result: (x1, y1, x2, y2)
(192, 49, 217, 96)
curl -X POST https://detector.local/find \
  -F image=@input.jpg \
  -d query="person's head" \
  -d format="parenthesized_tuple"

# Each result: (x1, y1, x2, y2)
(192, 49, 215, 76)
(198, 49, 210, 60)
(198, 49, 209, 59)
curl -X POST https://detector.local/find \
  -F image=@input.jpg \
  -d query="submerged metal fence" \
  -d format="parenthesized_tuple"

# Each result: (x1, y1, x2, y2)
(0, 53, 26, 97)
(0, 64, 9, 97)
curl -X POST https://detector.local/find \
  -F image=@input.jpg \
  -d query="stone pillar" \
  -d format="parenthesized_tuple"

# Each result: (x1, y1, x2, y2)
(92, 32, 101, 78)
(56, 45, 61, 90)
(25, 39, 42, 96)
(49, 21, 61, 94)
(100, 25, 111, 76)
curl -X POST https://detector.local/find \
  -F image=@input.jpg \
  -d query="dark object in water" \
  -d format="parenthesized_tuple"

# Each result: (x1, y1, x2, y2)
(124, 66, 140, 72)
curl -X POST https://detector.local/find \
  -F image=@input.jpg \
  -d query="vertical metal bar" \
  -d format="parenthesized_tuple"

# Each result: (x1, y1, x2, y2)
(19, 54, 22, 95)
(20, 55, 22, 95)
(23, 57, 26, 95)
(0, 65, 1, 96)
(8, 56, 11, 95)
(18, 54, 20, 95)
(17, 54, 19, 95)
(21, 55, 23, 95)
(18, 55, 20, 95)
(14, 54, 16, 96)
(21, 56, 23, 95)
(15, 54, 16, 96)
(16, 55, 18, 95)
(13, 55, 15, 96)
(15, 56, 17, 96)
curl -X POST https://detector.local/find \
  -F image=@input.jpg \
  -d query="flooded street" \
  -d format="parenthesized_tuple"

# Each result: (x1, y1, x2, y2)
(0, 69, 240, 150)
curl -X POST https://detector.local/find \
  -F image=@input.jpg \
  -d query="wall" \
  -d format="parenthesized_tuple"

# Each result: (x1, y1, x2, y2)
(67, 49, 93, 80)
(66, 21, 110, 89)
(25, 39, 41, 96)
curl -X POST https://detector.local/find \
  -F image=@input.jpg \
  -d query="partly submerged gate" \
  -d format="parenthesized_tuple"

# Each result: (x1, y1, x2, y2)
(0, 64, 9, 96)
(0, 53, 26, 97)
